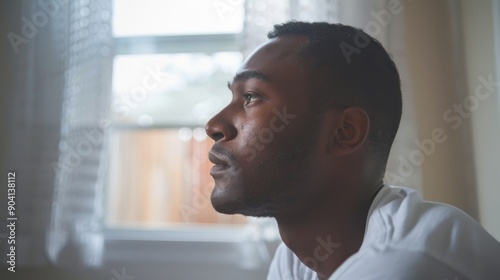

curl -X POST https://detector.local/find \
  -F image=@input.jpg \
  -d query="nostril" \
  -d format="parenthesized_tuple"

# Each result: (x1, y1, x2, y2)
(212, 132, 224, 141)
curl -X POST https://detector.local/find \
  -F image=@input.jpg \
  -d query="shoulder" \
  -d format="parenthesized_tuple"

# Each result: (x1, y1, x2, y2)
(357, 185, 500, 279)
(369, 186, 486, 237)
(329, 246, 468, 280)
(267, 242, 317, 280)
(375, 186, 496, 245)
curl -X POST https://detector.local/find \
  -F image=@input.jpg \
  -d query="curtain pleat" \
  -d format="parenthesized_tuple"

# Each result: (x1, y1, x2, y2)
(3, 0, 70, 266)
(47, 0, 113, 267)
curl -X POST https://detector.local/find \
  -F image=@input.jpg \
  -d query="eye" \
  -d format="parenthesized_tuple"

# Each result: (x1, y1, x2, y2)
(242, 92, 261, 105)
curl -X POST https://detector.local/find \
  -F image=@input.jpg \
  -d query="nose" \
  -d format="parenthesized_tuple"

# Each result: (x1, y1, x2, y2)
(205, 108, 237, 142)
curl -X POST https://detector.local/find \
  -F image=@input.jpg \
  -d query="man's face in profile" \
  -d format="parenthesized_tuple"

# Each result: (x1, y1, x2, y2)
(206, 35, 325, 218)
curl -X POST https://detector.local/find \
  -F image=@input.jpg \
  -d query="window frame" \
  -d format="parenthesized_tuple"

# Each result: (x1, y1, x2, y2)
(114, 34, 241, 55)
(102, 24, 280, 269)
(106, 32, 244, 228)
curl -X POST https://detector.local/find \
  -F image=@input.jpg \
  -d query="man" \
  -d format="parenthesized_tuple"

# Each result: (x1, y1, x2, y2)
(205, 21, 500, 279)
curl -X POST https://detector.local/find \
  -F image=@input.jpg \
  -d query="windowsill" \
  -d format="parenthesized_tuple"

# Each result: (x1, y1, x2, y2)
(102, 225, 280, 269)
(104, 225, 249, 242)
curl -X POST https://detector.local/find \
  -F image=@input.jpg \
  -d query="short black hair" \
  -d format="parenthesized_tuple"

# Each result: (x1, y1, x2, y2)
(268, 21, 402, 164)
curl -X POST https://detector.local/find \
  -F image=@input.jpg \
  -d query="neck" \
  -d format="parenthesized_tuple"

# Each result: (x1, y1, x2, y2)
(275, 181, 383, 280)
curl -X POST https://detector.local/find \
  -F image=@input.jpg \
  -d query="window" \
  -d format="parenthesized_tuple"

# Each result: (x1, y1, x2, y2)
(107, 0, 246, 229)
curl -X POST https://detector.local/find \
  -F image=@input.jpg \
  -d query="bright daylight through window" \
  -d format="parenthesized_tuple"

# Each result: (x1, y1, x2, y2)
(107, 0, 246, 228)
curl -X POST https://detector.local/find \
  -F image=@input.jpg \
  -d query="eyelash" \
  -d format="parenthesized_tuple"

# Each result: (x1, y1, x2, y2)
(242, 92, 261, 105)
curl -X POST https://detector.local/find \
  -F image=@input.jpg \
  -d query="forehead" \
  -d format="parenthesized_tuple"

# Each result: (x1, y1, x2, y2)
(236, 35, 311, 85)
(242, 35, 308, 66)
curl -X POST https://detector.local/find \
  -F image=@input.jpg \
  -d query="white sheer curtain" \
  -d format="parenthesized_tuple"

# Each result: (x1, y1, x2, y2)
(0, 0, 112, 267)
(6, 0, 114, 268)
(2, 0, 68, 266)
(2, 0, 112, 267)
(47, 0, 113, 267)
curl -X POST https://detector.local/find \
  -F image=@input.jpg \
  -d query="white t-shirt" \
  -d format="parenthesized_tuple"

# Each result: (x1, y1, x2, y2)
(267, 185, 500, 280)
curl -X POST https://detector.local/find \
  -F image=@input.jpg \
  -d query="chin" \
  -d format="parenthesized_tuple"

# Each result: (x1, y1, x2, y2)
(210, 188, 276, 218)
(210, 195, 241, 215)
(210, 183, 243, 214)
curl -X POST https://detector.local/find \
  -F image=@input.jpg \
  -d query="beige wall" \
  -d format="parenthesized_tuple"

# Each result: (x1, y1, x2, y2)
(402, 0, 479, 217)
(401, 0, 500, 240)
(337, 0, 500, 241)
(460, 0, 500, 240)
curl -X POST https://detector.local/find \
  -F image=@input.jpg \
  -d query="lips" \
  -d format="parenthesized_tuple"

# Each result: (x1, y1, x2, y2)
(208, 151, 230, 175)
(208, 151, 228, 165)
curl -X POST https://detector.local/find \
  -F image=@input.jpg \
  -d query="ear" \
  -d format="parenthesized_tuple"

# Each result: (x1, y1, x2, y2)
(328, 107, 370, 157)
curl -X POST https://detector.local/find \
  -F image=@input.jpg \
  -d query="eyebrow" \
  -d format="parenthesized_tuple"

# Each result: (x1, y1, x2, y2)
(227, 70, 270, 89)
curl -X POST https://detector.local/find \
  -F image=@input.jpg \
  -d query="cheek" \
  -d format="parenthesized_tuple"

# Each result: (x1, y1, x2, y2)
(233, 103, 312, 161)
(234, 121, 266, 164)
(237, 126, 294, 170)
